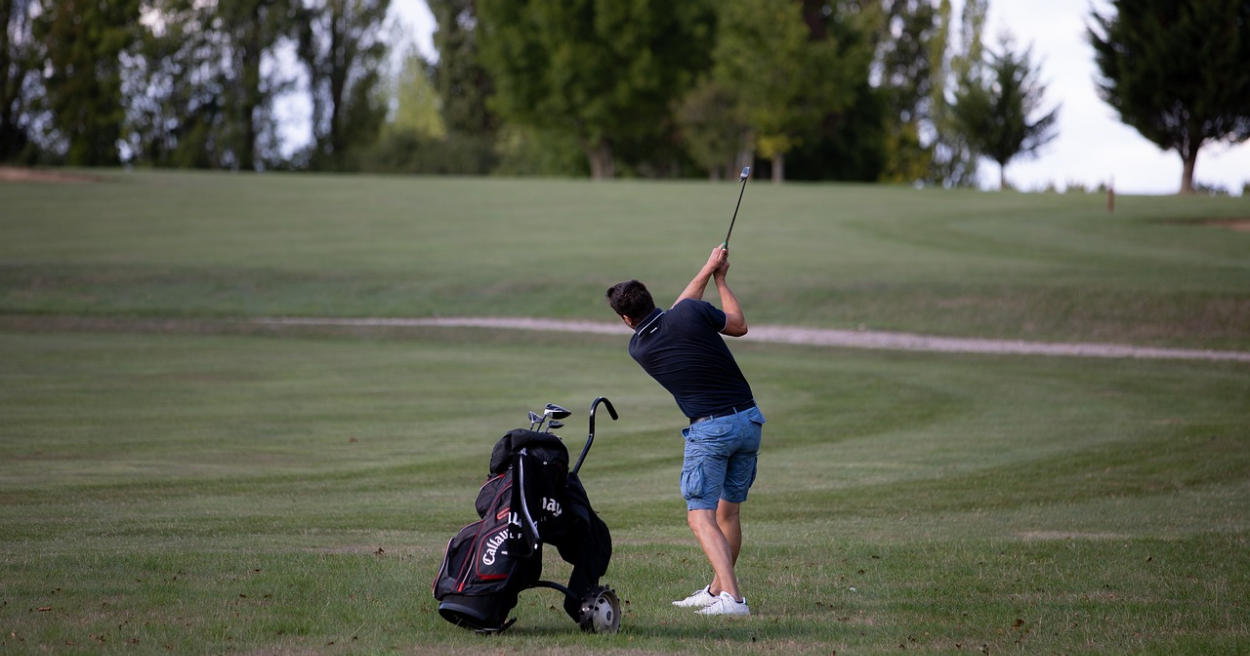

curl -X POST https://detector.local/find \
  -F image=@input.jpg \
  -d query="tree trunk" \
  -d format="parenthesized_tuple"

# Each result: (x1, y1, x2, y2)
(238, 9, 262, 171)
(0, 1, 11, 138)
(772, 152, 785, 183)
(586, 140, 614, 179)
(328, 9, 344, 161)
(1179, 147, 1198, 194)
(999, 161, 1007, 190)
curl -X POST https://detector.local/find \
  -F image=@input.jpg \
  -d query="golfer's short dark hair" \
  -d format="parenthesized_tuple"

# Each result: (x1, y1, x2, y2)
(606, 280, 655, 322)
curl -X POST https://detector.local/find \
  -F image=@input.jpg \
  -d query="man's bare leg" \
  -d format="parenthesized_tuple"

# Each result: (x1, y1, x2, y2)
(708, 500, 742, 594)
(687, 508, 741, 601)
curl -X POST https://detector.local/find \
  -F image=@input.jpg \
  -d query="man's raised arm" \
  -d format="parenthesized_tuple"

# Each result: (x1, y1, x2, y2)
(713, 255, 747, 337)
(673, 246, 747, 337)
(673, 246, 728, 306)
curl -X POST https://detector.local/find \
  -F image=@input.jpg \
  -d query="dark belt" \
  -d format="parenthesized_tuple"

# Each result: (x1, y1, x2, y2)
(689, 400, 756, 425)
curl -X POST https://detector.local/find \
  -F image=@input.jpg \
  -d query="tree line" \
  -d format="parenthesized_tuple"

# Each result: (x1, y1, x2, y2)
(2, 0, 1246, 191)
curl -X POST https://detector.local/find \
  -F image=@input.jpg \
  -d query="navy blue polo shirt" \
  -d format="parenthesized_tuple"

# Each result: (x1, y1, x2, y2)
(628, 299, 754, 419)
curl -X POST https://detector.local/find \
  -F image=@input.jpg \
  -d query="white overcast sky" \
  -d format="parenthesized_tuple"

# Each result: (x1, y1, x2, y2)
(384, 0, 1249, 195)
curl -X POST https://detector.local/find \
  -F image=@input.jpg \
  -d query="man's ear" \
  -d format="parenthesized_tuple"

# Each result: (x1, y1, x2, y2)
(620, 314, 636, 329)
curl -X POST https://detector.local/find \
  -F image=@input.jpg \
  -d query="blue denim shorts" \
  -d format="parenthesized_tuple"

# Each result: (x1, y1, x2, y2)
(679, 406, 765, 511)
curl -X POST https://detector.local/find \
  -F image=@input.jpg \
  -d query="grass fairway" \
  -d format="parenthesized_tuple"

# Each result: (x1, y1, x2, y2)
(2, 328, 1248, 654)
(2, 170, 1248, 347)
(2, 171, 1249, 654)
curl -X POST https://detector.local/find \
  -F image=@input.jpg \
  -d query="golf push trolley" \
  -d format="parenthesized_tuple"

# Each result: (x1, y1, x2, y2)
(433, 397, 622, 634)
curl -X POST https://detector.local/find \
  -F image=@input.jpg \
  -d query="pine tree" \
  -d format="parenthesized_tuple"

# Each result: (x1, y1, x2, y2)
(428, 0, 494, 136)
(1089, 0, 1250, 194)
(950, 37, 1058, 190)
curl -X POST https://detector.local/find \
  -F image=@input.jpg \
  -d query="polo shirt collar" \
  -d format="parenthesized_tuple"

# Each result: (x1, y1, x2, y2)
(634, 307, 664, 334)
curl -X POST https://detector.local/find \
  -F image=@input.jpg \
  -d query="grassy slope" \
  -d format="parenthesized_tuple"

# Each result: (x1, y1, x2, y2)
(2, 170, 1248, 347)
(1, 171, 1248, 654)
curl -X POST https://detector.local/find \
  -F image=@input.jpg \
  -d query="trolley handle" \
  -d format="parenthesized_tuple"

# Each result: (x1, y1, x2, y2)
(572, 397, 617, 476)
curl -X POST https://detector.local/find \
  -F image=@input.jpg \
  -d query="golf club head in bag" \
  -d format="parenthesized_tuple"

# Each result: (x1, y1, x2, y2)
(578, 586, 621, 634)
(534, 403, 571, 432)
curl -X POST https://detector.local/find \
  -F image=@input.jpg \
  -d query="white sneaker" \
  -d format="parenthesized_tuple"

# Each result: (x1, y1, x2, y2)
(696, 591, 750, 616)
(671, 585, 717, 608)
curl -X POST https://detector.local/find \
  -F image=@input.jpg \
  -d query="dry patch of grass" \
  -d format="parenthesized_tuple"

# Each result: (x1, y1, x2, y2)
(0, 166, 100, 183)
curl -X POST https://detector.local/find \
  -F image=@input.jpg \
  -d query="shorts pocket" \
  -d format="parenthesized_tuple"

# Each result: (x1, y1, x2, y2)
(680, 462, 704, 501)
(687, 418, 733, 442)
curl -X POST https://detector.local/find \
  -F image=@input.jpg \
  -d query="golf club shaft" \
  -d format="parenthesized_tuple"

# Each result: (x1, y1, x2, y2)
(723, 166, 750, 247)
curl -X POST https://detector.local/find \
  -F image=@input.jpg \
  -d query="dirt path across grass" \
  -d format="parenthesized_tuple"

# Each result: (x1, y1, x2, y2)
(255, 316, 1250, 363)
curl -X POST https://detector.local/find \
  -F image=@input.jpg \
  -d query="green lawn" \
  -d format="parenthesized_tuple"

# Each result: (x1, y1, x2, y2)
(2, 170, 1248, 347)
(1, 329, 1246, 654)
(1, 171, 1248, 654)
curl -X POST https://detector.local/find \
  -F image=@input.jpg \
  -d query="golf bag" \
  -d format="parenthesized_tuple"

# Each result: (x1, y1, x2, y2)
(433, 400, 618, 634)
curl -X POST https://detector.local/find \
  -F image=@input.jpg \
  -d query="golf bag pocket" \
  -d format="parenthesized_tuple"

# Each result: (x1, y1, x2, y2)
(433, 515, 538, 631)
(475, 473, 507, 519)
(435, 518, 512, 594)
(436, 472, 528, 596)
(433, 477, 541, 632)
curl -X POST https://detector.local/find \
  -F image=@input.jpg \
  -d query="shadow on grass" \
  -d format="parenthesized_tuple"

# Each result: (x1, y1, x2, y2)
(501, 612, 835, 643)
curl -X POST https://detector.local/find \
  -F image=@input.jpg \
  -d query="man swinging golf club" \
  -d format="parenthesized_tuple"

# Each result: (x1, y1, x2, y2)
(605, 244, 764, 616)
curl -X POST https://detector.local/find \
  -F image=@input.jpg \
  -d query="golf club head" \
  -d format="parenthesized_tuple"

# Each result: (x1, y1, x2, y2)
(528, 411, 541, 430)
(739, 166, 750, 180)
(544, 403, 571, 420)
(547, 420, 564, 431)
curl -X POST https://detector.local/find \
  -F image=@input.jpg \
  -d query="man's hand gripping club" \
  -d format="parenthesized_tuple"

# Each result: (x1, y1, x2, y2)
(674, 246, 747, 337)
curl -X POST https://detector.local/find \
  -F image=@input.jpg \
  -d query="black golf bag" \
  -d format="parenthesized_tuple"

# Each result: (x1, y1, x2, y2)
(433, 399, 619, 634)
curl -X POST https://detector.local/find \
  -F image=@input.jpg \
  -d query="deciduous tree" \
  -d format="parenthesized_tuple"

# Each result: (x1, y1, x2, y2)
(123, 0, 225, 167)
(296, 0, 391, 170)
(781, 1, 884, 182)
(675, 80, 749, 180)
(874, 0, 940, 183)
(477, 0, 715, 179)
(34, 0, 141, 165)
(713, 1, 848, 182)
(1, 0, 41, 161)
(124, 0, 295, 170)
(923, 0, 985, 187)
(713, 0, 871, 183)
(217, 0, 297, 170)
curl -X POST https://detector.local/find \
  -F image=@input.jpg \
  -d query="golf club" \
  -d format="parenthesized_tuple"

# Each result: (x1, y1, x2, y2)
(547, 420, 564, 432)
(722, 166, 751, 248)
(528, 410, 542, 430)
(536, 403, 571, 432)
(545, 403, 571, 420)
